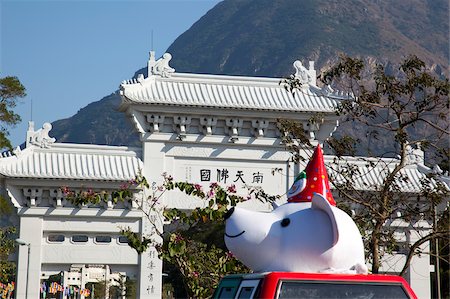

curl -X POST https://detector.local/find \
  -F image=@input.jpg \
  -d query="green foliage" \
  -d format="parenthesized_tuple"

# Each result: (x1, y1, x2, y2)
(43, 0, 449, 150)
(0, 76, 27, 283)
(320, 55, 365, 84)
(163, 177, 245, 224)
(0, 196, 12, 215)
(0, 184, 18, 284)
(160, 236, 248, 298)
(0, 226, 17, 283)
(61, 187, 109, 206)
(0, 76, 26, 149)
(62, 174, 147, 207)
(120, 229, 152, 254)
(124, 277, 137, 299)
(0, 77, 26, 100)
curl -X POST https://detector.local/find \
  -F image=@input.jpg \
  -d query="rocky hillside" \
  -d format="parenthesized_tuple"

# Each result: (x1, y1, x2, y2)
(167, 0, 448, 77)
(51, 0, 448, 146)
(50, 93, 140, 147)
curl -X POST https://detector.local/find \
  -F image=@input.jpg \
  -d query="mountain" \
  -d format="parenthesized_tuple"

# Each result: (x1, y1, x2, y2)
(167, 0, 448, 77)
(50, 93, 140, 147)
(51, 0, 448, 146)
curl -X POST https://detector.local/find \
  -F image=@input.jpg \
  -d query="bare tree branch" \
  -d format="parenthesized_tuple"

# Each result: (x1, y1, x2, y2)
(400, 231, 449, 276)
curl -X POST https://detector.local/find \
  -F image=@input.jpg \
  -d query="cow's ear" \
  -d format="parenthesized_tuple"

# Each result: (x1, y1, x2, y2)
(311, 193, 339, 245)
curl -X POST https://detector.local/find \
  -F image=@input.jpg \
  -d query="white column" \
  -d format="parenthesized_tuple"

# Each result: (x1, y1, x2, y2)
(138, 214, 162, 298)
(408, 242, 431, 299)
(80, 266, 87, 299)
(105, 265, 110, 299)
(62, 271, 67, 299)
(138, 141, 165, 298)
(16, 215, 43, 299)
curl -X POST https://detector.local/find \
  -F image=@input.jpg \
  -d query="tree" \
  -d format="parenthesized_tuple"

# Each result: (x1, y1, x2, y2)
(0, 76, 26, 149)
(0, 76, 26, 284)
(0, 226, 16, 283)
(281, 55, 449, 277)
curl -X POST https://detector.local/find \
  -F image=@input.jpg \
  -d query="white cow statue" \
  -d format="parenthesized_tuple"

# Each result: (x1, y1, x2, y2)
(224, 194, 367, 274)
(224, 145, 368, 274)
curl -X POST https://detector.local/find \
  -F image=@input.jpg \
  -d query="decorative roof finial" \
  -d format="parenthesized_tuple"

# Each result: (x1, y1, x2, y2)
(27, 122, 56, 148)
(293, 60, 316, 87)
(148, 52, 175, 78)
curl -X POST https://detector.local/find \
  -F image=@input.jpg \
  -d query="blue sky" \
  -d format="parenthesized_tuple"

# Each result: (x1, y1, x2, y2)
(1, 0, 221, 147)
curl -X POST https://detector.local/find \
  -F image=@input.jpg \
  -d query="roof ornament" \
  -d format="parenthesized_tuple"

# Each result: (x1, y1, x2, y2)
(293, 60, 316, 87)
(405, 142, 424, 165)
(26, 121, 56, 148)
(433, 165, 443, 175)
(320, 84, 334, 96)
(148, 51, 175, 78)
(12, 146, 22, 157)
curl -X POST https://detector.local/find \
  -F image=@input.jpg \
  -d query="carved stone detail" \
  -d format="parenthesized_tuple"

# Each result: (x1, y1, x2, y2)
(1, 149, 15, 158)
(173, 116, 191, 140)
(23, 188, 43, 207)
(12, 146, 22, 157)
(225, 119, 243, 143)
(320, 84, 334, 96)
(316, 121, 338, 143)
(148, 51, 175, 78)
(302, 120, 321, 141)
(199, 117, 217, 135)
(26, 122, 56, 148)
(50, 188, 64, 207)
(251, 120, 269, 137)
(146, 114, 165, 132)
(406, 143, 424, 165)
(293, 60, 316, 87)
(106, 194, 113, 209)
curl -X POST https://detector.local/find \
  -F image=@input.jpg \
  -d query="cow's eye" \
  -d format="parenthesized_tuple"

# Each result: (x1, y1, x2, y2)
(281, 218, 290, 227)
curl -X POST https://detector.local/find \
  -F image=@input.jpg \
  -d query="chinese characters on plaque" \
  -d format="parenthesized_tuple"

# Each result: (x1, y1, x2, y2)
(200, 168, 264, 184)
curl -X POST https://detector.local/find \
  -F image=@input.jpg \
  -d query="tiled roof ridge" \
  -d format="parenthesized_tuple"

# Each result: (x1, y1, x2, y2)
(119, 52, 351, 113)
(0, 138, 143, 181)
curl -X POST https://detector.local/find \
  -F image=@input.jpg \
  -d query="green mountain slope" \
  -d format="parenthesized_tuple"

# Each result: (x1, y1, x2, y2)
(51, 0, 448, 145)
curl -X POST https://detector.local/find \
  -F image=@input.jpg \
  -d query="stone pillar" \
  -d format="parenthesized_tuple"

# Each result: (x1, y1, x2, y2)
(408, 242, 431, 298)
(81, 266, 88, 299)
(15, 215, 43, 299)
(137, 141, 165, 298)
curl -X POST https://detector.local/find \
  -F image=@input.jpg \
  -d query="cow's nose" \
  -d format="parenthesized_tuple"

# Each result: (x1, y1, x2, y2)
(224, 207, 235, 220)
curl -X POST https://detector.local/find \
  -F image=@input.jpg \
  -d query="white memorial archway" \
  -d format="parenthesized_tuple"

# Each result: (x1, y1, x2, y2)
(2, 52, 445, 298)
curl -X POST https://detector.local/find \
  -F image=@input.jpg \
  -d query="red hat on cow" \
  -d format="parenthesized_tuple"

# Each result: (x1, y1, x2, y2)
(288, 145, 336, 206)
